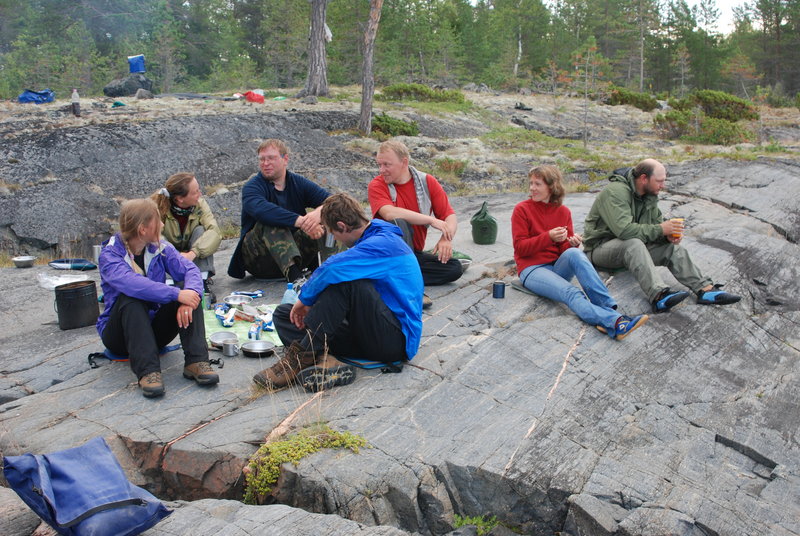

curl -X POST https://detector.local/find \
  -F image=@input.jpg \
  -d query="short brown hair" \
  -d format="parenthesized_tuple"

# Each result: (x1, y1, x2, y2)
(528, 165, 566, 206)
(151, 172, 195, 220)
(321, 193, 369, 232)
(377, 139, 409, 161)
(119, 198, 160, 241)
(257, 139, 289, 156)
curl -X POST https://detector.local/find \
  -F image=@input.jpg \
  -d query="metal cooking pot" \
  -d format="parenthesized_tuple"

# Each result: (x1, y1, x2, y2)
(223, 294, 252, 309)
(240, 340, 276, 358)
(209, 331, 238, 349)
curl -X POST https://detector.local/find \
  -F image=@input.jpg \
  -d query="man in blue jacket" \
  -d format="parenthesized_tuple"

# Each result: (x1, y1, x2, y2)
(253, 193, 424, 392)
(227, 139, 331, 282)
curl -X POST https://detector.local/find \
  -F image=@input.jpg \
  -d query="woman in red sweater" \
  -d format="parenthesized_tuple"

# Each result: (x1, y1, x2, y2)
(512, 165, 648, 340)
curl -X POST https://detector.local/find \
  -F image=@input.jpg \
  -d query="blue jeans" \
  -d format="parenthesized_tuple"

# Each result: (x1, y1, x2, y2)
(520, 248, 620, 332)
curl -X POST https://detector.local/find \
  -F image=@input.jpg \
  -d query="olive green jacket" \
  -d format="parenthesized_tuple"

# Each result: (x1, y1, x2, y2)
(162, 197, 221, 259)
(582, 167, 666, 252)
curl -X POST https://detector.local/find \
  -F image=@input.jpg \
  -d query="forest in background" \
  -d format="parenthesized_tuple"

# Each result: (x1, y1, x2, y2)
(1, 0, 798, 104)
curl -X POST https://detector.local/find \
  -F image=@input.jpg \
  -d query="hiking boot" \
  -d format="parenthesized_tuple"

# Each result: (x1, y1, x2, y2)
(252, 342, 317, 390)
(611, 314, 649, 341)
(297, 354, 357, 393)
(697, 284, 741, 305)
(422, 294, 433, 310)
(652, 288, 690, 313)
(139, 371, 164, 398)
(183, 361, 219, 386)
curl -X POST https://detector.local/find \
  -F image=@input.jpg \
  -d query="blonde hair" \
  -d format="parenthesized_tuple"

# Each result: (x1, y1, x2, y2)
(151, 172, 196, 220)
(119, 198, 160, 241)
(377, 139, 410, 161)
(257, 138, 289, 156)
(529, 165, 566, 206)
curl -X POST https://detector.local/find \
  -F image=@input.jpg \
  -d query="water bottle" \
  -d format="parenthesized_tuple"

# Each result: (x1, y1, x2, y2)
(281, 282, 298, 304)
(71, 88, 81, 117)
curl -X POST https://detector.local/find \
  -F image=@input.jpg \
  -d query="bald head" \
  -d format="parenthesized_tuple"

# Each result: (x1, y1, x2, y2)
(633, 159, 667, 196)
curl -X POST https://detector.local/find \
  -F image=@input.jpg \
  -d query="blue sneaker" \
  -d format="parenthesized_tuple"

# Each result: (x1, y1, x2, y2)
(612, 314, 649, 340)
(697, 284, 741, 305)
(652, 288, 690, 313)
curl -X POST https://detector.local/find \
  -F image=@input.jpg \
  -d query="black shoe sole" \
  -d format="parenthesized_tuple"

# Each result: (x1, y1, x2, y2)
(697, 296, 741, 305)
(183, 373, 219, 386)
(298, 365, 356, 393)
(652, 291, 690, 313)
(141, 387, 164, 398)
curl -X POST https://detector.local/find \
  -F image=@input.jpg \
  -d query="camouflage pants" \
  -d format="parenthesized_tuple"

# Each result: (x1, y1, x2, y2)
(242, 223, 333, 279)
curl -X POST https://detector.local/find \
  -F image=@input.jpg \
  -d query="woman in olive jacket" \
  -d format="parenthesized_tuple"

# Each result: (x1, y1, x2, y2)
(152, 173, 221, 298)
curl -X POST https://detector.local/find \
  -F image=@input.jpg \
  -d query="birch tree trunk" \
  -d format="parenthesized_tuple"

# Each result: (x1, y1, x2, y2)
(296, 0, 330, 98)
(358, 0, 384, 136)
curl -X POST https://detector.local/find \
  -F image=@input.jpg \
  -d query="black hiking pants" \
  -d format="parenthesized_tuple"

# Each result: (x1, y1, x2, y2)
(272, 280, 407, 363)
(393, 218, 463, 286)
(101, 295, 208, 379)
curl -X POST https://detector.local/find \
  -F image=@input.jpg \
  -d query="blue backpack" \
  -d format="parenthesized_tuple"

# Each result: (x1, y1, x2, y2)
(3, 437, 171, 536)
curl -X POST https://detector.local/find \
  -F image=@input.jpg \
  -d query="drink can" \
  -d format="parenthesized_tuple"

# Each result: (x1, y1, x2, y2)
(492, 281, 505, 299)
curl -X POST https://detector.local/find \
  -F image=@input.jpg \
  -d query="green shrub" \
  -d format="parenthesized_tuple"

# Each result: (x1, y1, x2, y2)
(243, 425, 367, 505)
(761, 138, 786, 152)
(654, 109, 695, 138)
(667, 96, 691, 112)
(378, 83, 466, 104)
(687, 117, 756, 145)
(668, 90, 759, 121)
(371, 113, 419, 137)
(454, 514, 499, 535)
(796, 92, 800, 111)
(434, 157, 467, 177)
(654, 109, 755, 145)
(606, 86, 658, 111)
(755, 84, 793, 108)
(690, 90, 759, 121)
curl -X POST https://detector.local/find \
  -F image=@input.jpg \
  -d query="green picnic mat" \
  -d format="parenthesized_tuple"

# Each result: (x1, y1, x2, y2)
(203, 305, 283, 347)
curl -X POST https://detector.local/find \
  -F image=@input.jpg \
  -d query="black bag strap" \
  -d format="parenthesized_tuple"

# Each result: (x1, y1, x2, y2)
(61, 498, 147, 528)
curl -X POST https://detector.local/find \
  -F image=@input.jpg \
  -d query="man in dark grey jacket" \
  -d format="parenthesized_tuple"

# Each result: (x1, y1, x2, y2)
(227, 139, 331, 281)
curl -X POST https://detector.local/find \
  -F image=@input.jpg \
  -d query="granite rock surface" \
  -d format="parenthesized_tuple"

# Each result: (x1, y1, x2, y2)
(1, 156, 799, 535)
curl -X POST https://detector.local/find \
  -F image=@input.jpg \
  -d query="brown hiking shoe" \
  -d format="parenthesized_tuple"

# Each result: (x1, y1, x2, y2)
(297, 353, 356, 393)
(139, 371, 164, 398)
(422, 294, 433, 310)
(183, 361, 220, 386)
(252, 342, 317, 390)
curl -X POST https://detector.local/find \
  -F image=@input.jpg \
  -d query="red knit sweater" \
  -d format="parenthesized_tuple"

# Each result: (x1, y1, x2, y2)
(511, 199, 575, 273)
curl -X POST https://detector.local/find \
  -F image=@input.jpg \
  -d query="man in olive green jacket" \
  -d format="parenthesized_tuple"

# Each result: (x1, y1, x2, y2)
(583, 159, 740, 313)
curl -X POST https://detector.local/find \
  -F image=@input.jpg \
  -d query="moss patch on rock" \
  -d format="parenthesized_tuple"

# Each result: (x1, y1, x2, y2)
(243, 424, 368, 505)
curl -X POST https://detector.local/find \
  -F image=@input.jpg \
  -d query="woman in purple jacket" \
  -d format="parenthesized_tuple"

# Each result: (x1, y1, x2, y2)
(97, 198, 219, 398)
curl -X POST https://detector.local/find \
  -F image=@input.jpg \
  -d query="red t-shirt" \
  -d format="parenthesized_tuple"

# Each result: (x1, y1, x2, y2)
(511, 199, 574, 273)
(368, 174, 455, 251)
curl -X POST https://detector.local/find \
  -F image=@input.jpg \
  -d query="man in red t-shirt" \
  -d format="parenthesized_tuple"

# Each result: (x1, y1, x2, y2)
(368, 140, 463, 287)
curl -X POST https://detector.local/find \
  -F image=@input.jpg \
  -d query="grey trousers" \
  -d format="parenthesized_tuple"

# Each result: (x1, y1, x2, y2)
(587, 238, 712, 302)
(187, 226, 215, 276)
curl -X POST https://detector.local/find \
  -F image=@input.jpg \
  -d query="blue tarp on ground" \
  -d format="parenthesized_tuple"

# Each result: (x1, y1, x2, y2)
(17, 88, 55, 103)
